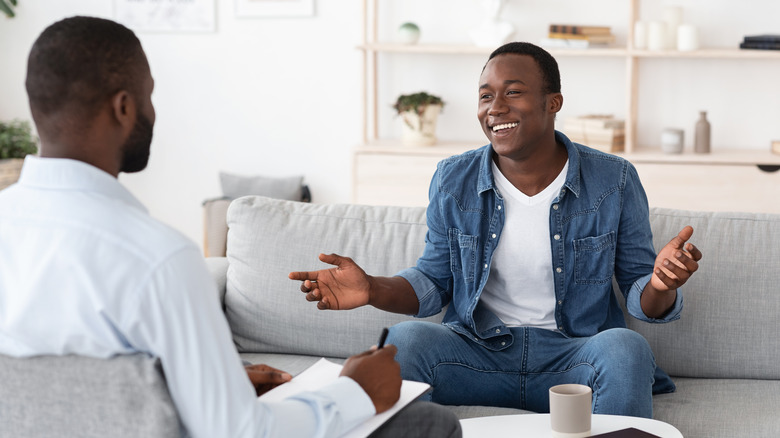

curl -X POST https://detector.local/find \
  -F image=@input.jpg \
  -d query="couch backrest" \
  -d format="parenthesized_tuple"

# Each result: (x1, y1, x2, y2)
(623, 207, 780, 380)
(0, 353, 182, 438)
(225, 196, 441, 358)
(226, 197, 780, 379)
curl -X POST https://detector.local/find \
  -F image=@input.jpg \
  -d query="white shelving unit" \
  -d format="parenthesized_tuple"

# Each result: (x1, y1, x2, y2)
(353, 0, 780, 212)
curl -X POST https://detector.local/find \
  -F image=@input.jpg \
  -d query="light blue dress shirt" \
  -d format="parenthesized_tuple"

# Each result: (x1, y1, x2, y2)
(0, 156, 374, 438)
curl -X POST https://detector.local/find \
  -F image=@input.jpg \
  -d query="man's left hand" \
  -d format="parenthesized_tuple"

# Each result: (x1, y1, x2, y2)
(245, 364, 292, 396)
(651, 225, 703, 292)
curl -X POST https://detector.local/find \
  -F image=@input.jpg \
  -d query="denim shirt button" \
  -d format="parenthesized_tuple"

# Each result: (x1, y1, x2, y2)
(553, 204, 559, 210)
(484, 263, 488, 269)
(558, 300, 563, 305)
(556, 267, 562, 273)
(554, 234, 560, 240)
(495, 328, 500, 333)
(501, 342, 506, 346)
(558, 326, 564, 331)
(497, 205, 502, 210)
(492, 233, 497, 239)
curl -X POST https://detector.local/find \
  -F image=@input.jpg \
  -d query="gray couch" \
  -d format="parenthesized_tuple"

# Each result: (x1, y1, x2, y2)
(4, 196, 779, 437)
(210, 196, 780, 438)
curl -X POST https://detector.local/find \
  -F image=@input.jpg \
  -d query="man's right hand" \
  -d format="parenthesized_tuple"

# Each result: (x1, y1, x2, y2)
(340, 345, 402, 414)
(289, 253, 372, 310)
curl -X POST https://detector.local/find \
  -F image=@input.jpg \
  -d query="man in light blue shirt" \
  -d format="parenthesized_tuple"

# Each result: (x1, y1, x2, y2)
(291, 42, 703, 418)
(0, 16, 460, 438)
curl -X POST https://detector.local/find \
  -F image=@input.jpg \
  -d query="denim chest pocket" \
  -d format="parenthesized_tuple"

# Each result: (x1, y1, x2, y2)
(449, 229, 479, 283)
(573, 231, 616, 285)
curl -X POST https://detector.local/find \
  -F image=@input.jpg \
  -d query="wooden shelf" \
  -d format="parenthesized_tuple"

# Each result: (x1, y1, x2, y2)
(630, 47, 780, 59)
(359, 43, 780, 60)
(620, 148, 780, 166)
(355, 0, 780, 212)
(357, 43, 628, 57)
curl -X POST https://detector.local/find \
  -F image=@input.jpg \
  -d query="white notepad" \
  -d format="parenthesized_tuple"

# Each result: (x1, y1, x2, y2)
(259, 358, 431, 438)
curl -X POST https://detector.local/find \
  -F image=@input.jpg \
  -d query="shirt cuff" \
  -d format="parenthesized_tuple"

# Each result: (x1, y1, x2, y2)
(317, 376, 376, 431)
(627, 273, 684, 323)
(396, 267, 442, 317)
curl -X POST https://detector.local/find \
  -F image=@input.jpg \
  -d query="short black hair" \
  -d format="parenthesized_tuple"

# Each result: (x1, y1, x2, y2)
(26, 16, 147, 130)
(486, 42, 561, 94)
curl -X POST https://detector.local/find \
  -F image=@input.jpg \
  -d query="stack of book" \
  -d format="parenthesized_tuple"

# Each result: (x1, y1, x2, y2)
(541, 24, 615, 49)
(739, 34, 780, 51)
(563, 115, 625, 153)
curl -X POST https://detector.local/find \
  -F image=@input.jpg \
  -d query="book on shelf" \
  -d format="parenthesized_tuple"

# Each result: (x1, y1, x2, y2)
(743, 34, 780, 43)
(549, 24, 612, 36)
(563, 115, 625, 153)
(564, 114, 624, 130)
(739, 34, 780, 51)
(548, 32, 616, 44)
(739, 42, 780, 51)
(540, 37, 611, 49)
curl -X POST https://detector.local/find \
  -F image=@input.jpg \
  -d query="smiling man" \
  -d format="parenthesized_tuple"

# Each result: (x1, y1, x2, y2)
(291, 42, 702, 418)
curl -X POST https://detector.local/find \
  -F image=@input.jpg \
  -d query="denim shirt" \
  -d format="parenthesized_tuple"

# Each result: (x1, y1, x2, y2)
(398, 131, 683, 351)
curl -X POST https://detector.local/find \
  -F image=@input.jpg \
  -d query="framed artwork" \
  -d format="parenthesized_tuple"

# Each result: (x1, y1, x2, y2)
(114, 0, 216, 33)
(235, 0, 315, 18)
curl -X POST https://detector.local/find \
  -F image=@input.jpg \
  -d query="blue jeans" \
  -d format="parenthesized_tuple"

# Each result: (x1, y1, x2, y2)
(387, 322, 656, 418)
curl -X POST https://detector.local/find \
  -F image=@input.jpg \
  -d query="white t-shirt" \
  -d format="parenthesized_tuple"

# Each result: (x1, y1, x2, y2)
(0, 156, 374, 438)
(480, 159, 569, 330)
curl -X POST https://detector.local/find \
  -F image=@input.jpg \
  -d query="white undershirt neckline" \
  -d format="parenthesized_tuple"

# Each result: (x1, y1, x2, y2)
(480, 159, 569, 329)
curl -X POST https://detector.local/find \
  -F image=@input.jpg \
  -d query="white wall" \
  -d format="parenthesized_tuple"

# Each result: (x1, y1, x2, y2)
(2, 0, 779, 247)
(0, 0, 362, 247)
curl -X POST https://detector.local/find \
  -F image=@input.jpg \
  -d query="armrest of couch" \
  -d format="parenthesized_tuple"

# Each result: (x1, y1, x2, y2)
(0, 353, 181, 438)
(203, 197, 231, 258)
(205, 256, 229, 309)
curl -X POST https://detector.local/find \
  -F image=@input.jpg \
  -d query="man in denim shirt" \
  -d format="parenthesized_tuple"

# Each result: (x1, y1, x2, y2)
(291, 42, 702, 418)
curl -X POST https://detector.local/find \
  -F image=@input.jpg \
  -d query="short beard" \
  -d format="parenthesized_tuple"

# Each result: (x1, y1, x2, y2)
(120, 111, 153, 173)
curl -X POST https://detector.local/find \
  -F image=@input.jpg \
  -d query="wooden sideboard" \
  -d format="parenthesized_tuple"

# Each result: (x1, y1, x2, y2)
(353, 144, 780, 214)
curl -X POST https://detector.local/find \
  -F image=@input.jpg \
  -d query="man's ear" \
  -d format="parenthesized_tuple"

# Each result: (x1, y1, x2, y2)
(548, 93, 563, 114)
(110, 90, 136, 132)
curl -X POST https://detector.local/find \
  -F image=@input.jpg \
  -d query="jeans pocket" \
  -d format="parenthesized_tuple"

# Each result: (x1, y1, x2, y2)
(449, 229, 479, 283)
(573, 231, 616, 285)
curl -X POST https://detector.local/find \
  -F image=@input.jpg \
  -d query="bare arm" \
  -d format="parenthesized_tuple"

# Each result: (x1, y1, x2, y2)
(289, 253, 419, 315)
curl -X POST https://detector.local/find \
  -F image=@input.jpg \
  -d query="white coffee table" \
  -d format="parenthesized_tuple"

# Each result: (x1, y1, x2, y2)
(460, 414, 682, 437)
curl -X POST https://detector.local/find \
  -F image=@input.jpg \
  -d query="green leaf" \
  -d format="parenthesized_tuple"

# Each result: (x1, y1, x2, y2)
(0, 1, 15, 18)
(0, 120, 39, 158)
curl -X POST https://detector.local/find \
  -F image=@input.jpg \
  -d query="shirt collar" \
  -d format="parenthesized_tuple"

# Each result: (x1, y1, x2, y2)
(18, 155, 148, 213)
(476, 130, 582, 198)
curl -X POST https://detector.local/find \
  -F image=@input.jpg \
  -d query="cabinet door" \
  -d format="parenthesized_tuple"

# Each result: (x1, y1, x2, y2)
(353, 153, 440, 207)
(634, 163, 780, 214)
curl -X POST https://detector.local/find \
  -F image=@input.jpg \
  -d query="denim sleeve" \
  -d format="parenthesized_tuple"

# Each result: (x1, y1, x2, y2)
(396, 166, 454, 318)
(615, 163, 683, 323)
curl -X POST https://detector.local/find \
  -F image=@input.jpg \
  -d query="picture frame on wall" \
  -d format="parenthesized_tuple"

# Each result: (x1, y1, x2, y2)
(114, 0, 216, 32)
(235, 0, 315, 18)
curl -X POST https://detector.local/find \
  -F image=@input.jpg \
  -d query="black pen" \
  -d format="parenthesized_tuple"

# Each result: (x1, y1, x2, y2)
(376, 327, 389, 349)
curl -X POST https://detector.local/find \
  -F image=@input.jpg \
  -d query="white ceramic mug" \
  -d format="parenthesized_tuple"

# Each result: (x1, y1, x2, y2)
(549, 384, 592, 438)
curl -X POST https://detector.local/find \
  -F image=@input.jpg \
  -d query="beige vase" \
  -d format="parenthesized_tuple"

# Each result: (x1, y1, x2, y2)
(0, 158, 24, 190)
(400, 104, 442, 146)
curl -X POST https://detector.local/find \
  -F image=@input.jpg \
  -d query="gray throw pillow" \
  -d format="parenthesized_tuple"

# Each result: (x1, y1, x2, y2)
(219, 172, 304, 201)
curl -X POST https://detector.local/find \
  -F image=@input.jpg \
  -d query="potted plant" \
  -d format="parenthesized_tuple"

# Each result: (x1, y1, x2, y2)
(393, 92, 444, 146)
(0, 120, 38, 190)
(1, 0, 19, 18)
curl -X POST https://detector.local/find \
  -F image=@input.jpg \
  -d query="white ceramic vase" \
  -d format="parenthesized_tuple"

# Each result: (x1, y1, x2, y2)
(400, 105, 442, 146)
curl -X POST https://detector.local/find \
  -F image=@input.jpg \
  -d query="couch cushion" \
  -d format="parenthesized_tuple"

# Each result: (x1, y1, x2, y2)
(626, 208, 780, 379)
(0, 353, 181, 438)
(225, 196, 442, 358)
(220, 172, 304, 201)
(652, 377, 780, 438)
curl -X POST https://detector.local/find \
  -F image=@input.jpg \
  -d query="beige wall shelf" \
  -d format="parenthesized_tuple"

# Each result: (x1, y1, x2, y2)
(354, 0, 780, 213)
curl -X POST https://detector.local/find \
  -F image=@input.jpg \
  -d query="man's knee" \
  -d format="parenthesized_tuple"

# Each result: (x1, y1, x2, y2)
(585, 328, 655, 377)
